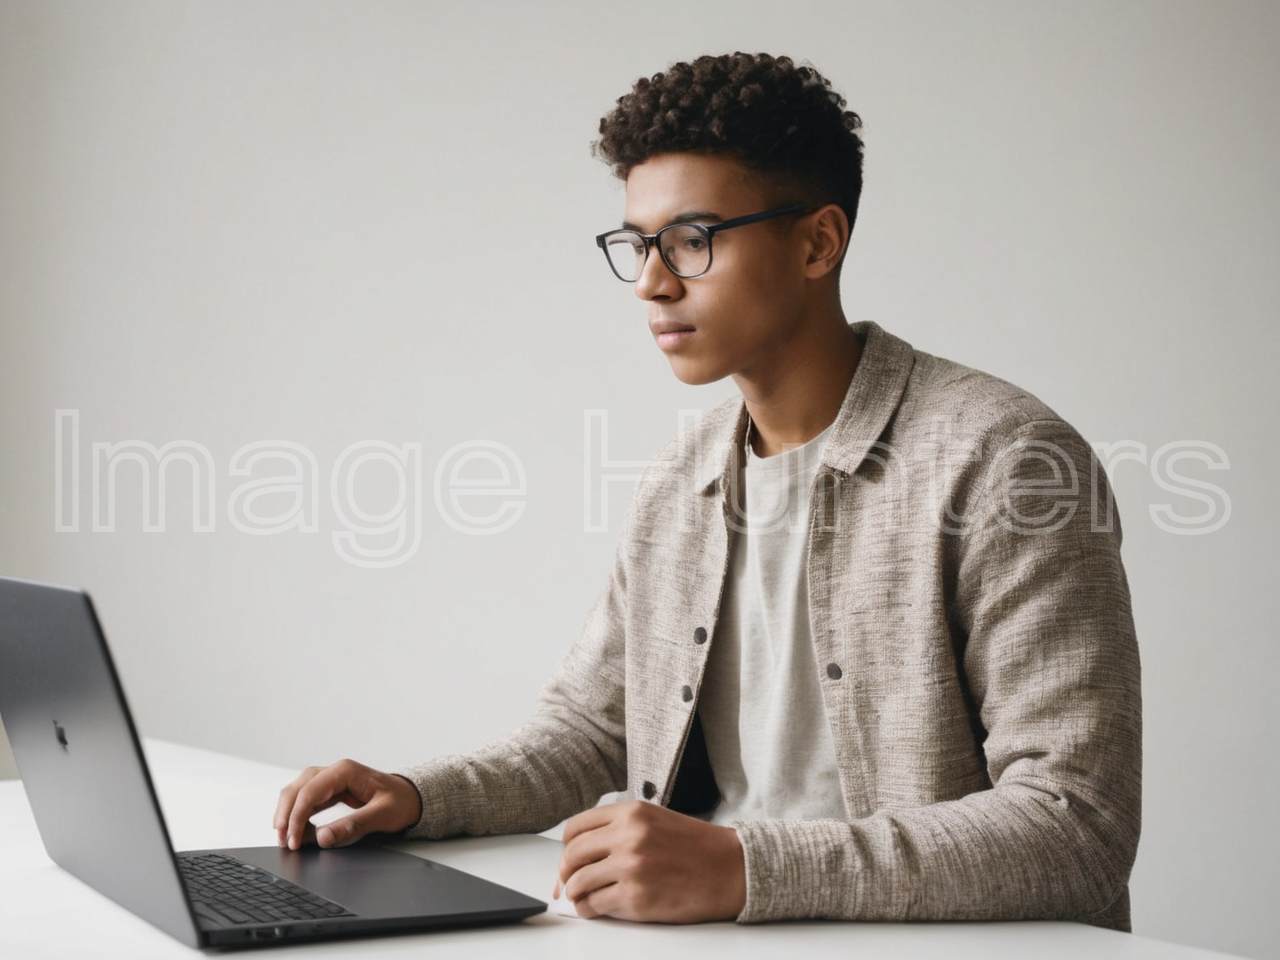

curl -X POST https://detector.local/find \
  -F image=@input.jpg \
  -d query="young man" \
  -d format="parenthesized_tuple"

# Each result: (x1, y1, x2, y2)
(275, 53, 1141, 930)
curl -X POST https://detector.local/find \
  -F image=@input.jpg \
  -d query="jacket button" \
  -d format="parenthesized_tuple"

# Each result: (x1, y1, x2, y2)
(694, 627, 707, 644)
(826, 662, 843, 680)
(642, 781, 657, 800)
(681, 685, 693, 702)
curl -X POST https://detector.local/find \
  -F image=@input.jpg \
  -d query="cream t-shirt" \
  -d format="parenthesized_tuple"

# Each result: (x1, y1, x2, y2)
(698, 420, 849, 824)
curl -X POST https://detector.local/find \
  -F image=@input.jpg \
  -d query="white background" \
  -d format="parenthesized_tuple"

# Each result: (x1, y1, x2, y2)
(1, 2, 1276, 957)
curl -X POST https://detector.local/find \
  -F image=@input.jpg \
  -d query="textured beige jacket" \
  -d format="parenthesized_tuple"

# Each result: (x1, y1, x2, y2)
(400, 320, 1142, 931)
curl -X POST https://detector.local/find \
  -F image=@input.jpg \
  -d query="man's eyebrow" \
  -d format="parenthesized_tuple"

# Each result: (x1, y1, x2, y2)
(621, 211, 723, 231)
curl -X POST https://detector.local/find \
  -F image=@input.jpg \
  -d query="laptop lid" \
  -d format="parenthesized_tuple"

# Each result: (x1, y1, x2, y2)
(0, 576, 203, 948)
(0, 575, 547, 947)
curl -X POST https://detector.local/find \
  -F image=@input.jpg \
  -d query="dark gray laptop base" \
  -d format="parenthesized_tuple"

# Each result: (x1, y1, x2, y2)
(0, 576, 545, 948)
(185, 845, 545, 946)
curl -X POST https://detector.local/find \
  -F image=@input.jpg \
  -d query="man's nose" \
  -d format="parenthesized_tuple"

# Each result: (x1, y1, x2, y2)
(634, 246, 683, 301)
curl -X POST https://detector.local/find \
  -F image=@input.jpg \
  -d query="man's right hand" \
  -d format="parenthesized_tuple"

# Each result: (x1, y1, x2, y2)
(273, 759, 423, 851)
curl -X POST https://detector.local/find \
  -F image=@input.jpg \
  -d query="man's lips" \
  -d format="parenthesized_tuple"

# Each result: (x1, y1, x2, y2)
(651, 321, 696, 350)
(649, 320, 696, 336)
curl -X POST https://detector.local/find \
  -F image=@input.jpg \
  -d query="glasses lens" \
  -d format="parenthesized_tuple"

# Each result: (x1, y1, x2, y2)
(659, 224, 710, 278)
(604, 233, 647, 282)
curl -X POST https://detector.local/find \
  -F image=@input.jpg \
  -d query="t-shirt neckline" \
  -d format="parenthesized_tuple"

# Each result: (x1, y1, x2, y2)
(744, 418, 835, 476)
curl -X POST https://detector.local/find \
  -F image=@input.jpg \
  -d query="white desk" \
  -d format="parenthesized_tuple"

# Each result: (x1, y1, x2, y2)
(0, 740, 1241, 959)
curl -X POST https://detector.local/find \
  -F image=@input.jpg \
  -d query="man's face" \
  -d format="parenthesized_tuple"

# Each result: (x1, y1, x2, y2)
(622, 152, 812, 387)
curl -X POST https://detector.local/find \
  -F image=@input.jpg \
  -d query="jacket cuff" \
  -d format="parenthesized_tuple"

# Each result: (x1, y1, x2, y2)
(392, 755, 477, 840)
(731, 818, 865, 923)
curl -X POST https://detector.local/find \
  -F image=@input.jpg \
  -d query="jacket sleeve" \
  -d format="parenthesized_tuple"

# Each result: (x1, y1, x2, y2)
(395, 515, 632, 840)
(731, 417, 1142, 929)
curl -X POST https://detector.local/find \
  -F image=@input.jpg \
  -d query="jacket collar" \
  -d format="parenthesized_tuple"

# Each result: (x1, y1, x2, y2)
(695, 320, 916, 495)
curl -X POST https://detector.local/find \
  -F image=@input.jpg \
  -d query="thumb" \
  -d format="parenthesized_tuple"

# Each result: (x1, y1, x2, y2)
(315, 803, 390, 848)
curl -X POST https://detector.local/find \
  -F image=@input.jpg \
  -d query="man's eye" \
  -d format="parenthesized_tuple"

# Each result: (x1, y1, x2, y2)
(680, 236, 707, 251)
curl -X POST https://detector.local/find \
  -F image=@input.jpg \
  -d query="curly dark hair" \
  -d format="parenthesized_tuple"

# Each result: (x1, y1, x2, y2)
(594, 52, 865, 232)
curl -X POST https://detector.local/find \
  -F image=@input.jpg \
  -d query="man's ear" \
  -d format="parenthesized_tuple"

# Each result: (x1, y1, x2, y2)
(802, 204, 849, 279)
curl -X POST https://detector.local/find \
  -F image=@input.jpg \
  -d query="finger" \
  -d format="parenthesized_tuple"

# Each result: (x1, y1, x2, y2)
(275, 767, 319, 831)
(573, 886, 615, 920)
(285, 788, 364, 847)
(291, 794, 358, 844)
(313, 796, 401, 848)
(276, 821, 320, 850)
(559, 820, 619, 883)
(286, 766, 358, 850)
(563, 857, 622, 908)
(273, 783, 366, 839)
(274, 766, 324, 845)
(569, 874, 621, 921)
(282, 789, 362, 840)
(560, 802, 625, 847)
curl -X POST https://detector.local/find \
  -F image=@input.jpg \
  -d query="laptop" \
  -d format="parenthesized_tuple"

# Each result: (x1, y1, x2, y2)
(0, 575, 546, 948)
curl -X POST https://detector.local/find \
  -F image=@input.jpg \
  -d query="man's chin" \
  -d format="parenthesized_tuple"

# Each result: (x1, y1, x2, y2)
(666, 358, 726, 387)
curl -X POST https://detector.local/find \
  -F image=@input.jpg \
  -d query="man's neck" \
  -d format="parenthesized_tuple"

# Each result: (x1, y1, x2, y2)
(734, 317, 863, 459)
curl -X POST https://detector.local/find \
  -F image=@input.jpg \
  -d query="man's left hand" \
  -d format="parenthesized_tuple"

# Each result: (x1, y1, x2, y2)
(554, 800, 746, 922)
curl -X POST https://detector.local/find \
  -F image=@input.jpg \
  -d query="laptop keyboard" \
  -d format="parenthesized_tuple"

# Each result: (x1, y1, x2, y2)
(178, 852, 357, 927)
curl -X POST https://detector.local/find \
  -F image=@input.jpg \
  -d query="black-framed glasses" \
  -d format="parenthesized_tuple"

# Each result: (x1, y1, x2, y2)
(595, 202, 806, 283)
